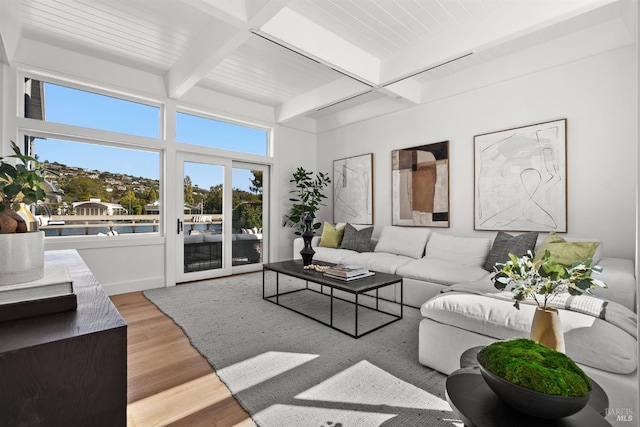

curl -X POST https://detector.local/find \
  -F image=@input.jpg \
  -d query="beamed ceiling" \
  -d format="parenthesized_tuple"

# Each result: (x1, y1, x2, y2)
(0, 0, 636, 131)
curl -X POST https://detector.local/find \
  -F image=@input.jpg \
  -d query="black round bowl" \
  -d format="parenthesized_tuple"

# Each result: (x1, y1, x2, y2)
(477, 360, 592, 419)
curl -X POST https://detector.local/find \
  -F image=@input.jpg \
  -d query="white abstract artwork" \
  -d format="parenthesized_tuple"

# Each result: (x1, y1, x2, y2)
(333, 153, 373, 224)
(474, 119, 567, 232)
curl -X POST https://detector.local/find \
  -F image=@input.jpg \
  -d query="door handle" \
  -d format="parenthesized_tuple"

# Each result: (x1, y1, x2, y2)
(177, 219, 183, 234)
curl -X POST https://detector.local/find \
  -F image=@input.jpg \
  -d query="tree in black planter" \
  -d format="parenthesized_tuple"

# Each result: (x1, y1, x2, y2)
(282, 167, 331, 235)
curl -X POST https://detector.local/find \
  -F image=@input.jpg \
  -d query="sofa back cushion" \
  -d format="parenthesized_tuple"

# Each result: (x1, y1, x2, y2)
(374, 225, 430, 259)
(340, 223, 374, 252)
(483, 231, 539, 272)
(424, 232, 492, 267)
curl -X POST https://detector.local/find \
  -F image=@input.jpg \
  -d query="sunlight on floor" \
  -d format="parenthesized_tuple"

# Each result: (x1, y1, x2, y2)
(217, 351, 319, 393)
(254, 404, 396, 427)
(295, 360, 451, 411)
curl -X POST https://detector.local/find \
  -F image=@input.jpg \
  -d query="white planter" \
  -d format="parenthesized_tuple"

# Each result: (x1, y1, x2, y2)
(0, 231, 45, 286)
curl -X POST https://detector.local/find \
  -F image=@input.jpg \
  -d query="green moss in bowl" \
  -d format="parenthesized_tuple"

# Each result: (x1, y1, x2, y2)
(477, 339, 592, 398)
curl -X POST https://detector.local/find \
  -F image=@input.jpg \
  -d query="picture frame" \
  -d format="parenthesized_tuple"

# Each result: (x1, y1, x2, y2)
(392, 141, 449, 227)
(333, 153, 374, 224)
(474, 119, 567, 232)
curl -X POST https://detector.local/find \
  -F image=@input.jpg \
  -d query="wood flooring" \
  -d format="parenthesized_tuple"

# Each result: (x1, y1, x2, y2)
(110, 291, 256, 427)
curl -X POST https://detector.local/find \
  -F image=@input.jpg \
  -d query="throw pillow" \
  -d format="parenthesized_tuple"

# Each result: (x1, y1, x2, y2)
(483, 231, 539, 272)
(533, 232, 600, 266)
(318, 222, 345, 248)
(424, 232, 492, 267)
(340, 223, 374, 252)
(374, 225, 430, 259)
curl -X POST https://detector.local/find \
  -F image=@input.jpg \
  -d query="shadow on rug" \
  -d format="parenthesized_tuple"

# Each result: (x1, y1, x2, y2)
(144, 272, 460, 427)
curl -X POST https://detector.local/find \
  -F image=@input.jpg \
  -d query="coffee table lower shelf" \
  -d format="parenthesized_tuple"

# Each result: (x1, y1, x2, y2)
(262, 261, 403, 338)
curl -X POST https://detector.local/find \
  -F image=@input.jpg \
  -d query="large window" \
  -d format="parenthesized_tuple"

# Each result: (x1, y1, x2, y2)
(23, 78, 162, 237)
(176, 112, 268, 156)
(25, 79, 160, 138)
(29, 136, 160, 237)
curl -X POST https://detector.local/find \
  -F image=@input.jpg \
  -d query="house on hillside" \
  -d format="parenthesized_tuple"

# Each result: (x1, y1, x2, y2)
(73, 198, 127, 216)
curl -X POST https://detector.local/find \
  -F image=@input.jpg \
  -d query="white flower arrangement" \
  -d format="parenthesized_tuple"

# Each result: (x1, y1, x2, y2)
(492, 250, 607, 310)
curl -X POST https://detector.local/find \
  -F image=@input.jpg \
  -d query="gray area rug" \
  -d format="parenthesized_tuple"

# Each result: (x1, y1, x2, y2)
(144, 272, 458, 426)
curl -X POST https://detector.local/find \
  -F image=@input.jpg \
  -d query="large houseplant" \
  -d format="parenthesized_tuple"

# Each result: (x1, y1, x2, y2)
(0, 141, 47, 285)
(492, 250, 607, 351)
(282, 167, 331, 235)
(0, 141, 47, 233)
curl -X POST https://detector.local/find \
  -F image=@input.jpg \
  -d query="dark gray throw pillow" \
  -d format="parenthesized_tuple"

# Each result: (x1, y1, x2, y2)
(340, 223, 374, 253)
(483, 231, 539, 272)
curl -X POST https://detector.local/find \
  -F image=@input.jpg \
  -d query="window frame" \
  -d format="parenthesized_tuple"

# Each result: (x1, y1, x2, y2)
(176, 106, 273, 159)
(17, 71, 167, 247)
(17, 128, 166, 245)
(20, 71, 165, 139)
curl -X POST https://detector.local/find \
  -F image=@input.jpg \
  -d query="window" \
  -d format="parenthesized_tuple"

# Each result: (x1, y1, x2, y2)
(25, 79, 160, 138)
(29, 136, 160, 237)
(22, 77, 163, 238)
(176, 112, 268, 156)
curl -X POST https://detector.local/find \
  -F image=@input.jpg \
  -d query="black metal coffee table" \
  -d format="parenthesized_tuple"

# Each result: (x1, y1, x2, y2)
(262, 260, 403, 338)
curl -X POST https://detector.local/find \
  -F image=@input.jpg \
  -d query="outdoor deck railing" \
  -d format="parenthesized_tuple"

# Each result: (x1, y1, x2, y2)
(39, 214, 223, 236)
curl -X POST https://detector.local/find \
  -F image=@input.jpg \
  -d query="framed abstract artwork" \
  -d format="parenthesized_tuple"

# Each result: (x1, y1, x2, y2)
(392, 141, 449, 227)
(333, 153, 374, 224)
(474, 119, 567, 232)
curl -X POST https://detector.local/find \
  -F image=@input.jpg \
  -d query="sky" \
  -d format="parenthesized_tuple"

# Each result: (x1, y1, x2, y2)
(33, 83, 267, 191)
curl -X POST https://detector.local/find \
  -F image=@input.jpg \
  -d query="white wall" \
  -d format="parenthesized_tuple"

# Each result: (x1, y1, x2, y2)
(317, 45, 637, 260)
(273, 124, 318, 260)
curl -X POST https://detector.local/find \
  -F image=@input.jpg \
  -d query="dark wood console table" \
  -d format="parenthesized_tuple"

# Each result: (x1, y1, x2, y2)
(0, 250, 127, 426)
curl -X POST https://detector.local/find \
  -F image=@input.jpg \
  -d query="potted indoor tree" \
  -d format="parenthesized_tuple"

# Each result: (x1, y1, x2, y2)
(282, 166, 331, 235)
(0, 141, 47, 285)
(282, 167, 331, 266)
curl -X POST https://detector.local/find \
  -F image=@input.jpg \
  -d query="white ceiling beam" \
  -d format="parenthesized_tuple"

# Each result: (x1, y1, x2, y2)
(378, 79, 422, 105)
(260, 7, 380, 86)
(0, 0, 22, 64)
(276, 77, 371, 123)
(379, 0, 620, 86)
(179, 0, 247, 28)
(166, 0, 290, 98)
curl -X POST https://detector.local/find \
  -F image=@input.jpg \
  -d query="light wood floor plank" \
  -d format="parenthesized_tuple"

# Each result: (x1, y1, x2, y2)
(112, 291, 255, 427)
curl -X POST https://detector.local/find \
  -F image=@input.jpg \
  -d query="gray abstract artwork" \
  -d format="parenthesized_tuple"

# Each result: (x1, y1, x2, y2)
(474, 119, 567, 232)
(333, 153, 373, 224)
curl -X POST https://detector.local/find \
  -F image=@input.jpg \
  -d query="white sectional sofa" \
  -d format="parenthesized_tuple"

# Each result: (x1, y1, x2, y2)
(293, 224, 638, 424)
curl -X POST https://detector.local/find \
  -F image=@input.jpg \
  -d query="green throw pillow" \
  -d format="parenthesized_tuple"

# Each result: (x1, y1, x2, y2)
(318, 222, 345, 248)
(534, 232, 599, 266)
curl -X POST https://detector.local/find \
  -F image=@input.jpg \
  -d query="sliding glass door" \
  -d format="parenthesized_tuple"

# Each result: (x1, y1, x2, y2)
(231, 162, 269, 274)
(176, 153, 269, 283)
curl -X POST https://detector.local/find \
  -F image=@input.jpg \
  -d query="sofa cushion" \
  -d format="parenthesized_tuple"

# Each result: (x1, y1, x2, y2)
(396, 258, 491, 286)
(340, 223, 374, 252)
(534, 232, 600, 266)
(424, 233, 492, 267)
(341, 252, 414, 274)
(204, 234, 223, 242)
(421, 292, 637, 374)
(318, 222, 345, 248)
(374, 225, 430, 259)
(184, 234, 203, 244)
(313, 247, 359, 264)
(483, 231, 538, 272)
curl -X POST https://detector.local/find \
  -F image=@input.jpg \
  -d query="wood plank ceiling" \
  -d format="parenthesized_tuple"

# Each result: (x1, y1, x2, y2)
(2, 0, 635, 130)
